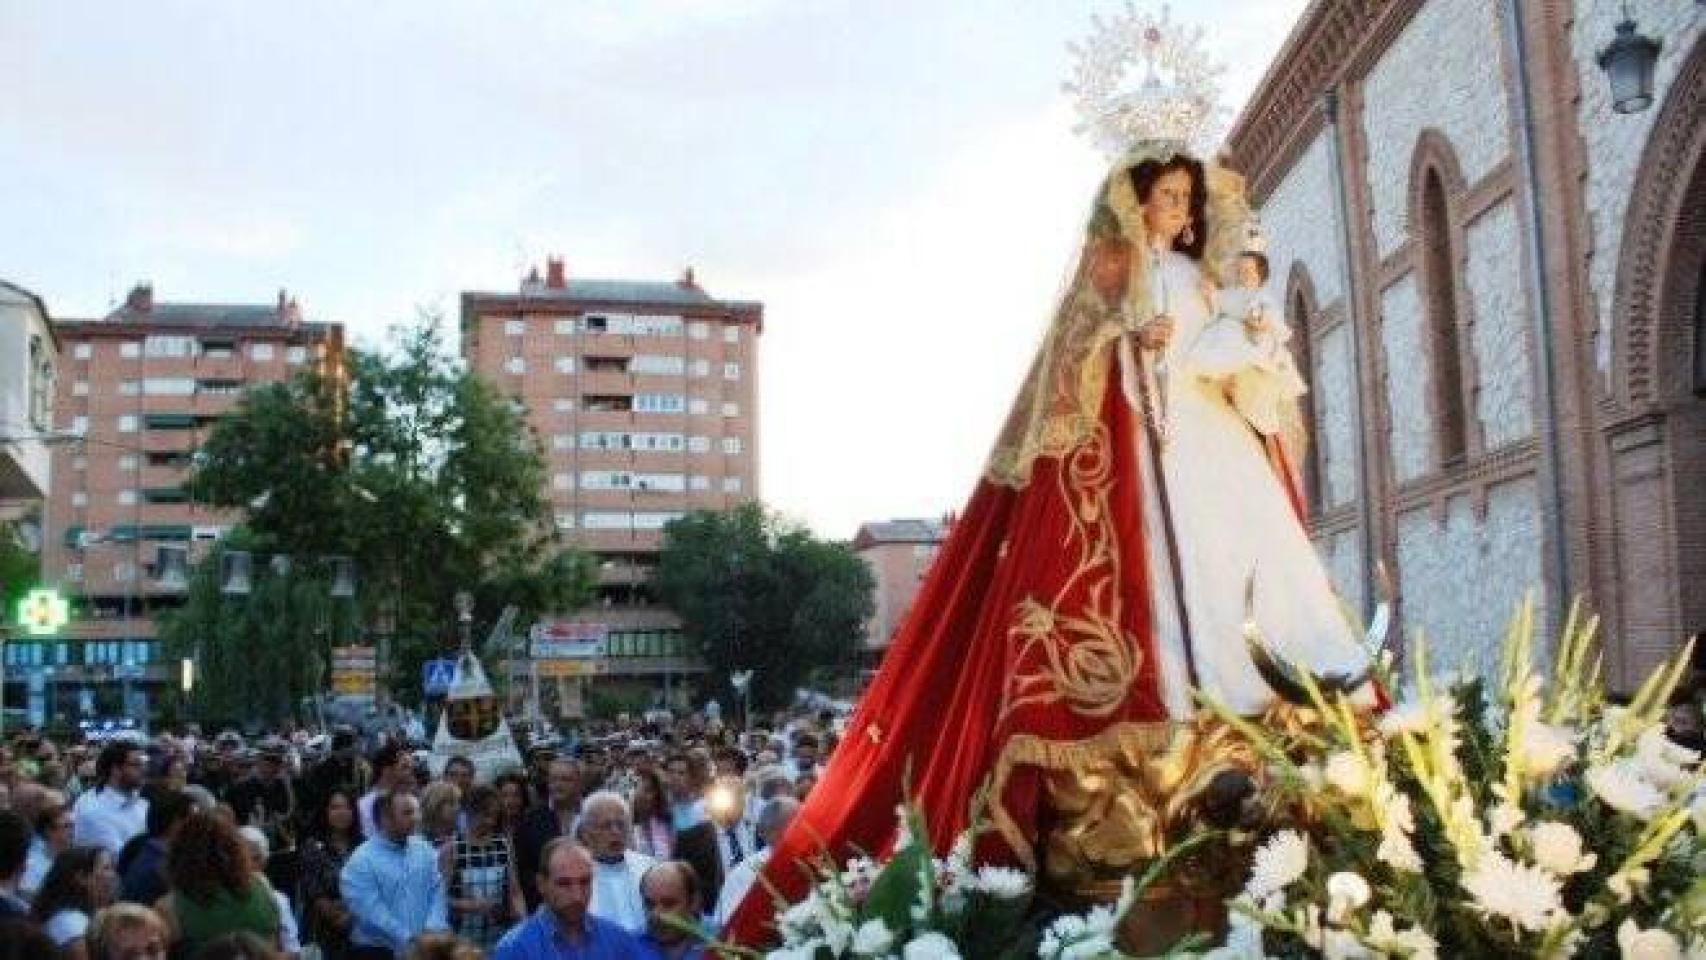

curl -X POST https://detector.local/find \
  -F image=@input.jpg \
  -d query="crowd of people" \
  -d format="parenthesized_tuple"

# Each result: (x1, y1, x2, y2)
(0, 707, 835, 960)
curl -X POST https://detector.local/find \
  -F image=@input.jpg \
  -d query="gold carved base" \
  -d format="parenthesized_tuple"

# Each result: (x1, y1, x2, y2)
(1032, 714, 1262, 953)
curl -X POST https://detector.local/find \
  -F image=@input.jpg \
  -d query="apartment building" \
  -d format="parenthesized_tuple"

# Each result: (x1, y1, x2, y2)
(462, 259, 761, 706)
(29, 285, 343, 724)
(852, 516, 949, 656)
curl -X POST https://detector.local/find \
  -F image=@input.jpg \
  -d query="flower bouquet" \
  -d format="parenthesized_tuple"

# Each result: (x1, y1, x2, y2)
(722, 800, 1211, 960)
(1192, 598, 1704, 959)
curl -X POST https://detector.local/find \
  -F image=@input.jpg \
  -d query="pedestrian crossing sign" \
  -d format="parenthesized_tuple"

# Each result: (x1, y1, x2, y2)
(423, 658, 456, 696)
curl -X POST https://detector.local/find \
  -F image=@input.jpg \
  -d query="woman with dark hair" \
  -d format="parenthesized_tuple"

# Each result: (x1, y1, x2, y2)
(728, 139, 1370, 945)
(31, 845, 118, 958)
(294, 787, 361, 960)
(446, 785, 521, 950)
(492, 772, 529, 834)
(154, 813, 279, 959)
(628, 768, 673, 860)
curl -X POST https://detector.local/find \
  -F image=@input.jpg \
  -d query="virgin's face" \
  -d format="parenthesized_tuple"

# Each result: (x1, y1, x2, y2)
(1141, 168, 1195, 244)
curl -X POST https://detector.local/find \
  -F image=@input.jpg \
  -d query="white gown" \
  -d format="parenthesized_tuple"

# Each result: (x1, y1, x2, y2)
(1120, 248, 1365, 717)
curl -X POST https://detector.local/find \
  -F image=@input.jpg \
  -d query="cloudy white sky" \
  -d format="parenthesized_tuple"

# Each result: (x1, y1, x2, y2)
(2, 1, 1308, 539)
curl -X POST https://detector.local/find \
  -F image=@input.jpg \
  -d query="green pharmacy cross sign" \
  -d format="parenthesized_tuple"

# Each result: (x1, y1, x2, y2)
(16, 588, 70, 637)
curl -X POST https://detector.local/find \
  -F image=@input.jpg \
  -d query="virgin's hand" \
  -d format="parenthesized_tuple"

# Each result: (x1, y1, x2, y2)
(1136, 315, 1174, 350)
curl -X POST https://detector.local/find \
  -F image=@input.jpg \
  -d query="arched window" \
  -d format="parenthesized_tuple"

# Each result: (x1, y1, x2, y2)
(1418, 166, 1468, 466)
(1287, 282, 1324, 512)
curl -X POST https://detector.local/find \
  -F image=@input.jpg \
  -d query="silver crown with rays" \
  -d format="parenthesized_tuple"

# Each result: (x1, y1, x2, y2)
(1064, 3, 1230, 159)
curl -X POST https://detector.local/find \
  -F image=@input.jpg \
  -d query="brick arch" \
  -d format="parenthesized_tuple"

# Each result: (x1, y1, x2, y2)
(1405, 128, 1479, 467)
(1612, 38, 1706, 409)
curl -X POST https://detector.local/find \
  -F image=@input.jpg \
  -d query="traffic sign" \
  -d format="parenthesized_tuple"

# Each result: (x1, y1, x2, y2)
(423, 658, 456, 696)
(16, 588, 69, 637)
(331, 644, 377, 697)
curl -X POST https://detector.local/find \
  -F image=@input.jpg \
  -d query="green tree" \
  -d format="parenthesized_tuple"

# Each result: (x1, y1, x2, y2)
(0, 515, 42, 621)
(655, 503, 874, 712)
(161, 314, 595, 721)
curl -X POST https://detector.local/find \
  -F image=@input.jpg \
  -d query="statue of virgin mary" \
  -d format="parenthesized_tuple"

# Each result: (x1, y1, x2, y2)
(725, 141, 1372, 944)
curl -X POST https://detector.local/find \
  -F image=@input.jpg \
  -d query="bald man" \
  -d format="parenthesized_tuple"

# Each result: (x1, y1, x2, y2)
(493, 838, 644, 960)
(638, 860, 707, 959)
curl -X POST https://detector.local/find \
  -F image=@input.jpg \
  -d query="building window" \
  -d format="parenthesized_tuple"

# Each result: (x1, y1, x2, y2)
(554, 318, 577, 335)
(118, 415, 138, 433)
(552, 434, 575, 451)
(582, 511, 633, 530)
(723, 326, 740, 344)
(688, 398, 709, 416)
(286, 345, 308, 365)
(118, 380, 141, 397)
(28, 335, 54, 429)
(721, 401, 739, 418)
(631, 354, 686, 376)
(70, 416, 88, 436)
(249, 343, 275, 362)
(552, 398, 575, 413)
(120, 342, 141, 359)
(554, 513, 576, 530)
(200, 340, 235, 359)
(506, 319, 526, 336)
(73, 343, 92, 360)
(1288, 284, 1323, 513)
(118, 455, 139, 471)
(688, 322, 709, 340)
(722, 437, 742, 455)
(71, 492, 88, 508)
(1418, 165, 1468, 467)
(72, 381, 89, 396)
(632, 511, 683, 530)
(723, 362, 741, 381)
(113, 561, 137, 583)
(118, 490, 137, 506)
(633, 393, 686, 414)
(722, 476, 743, 493)
(690, 475, 710, 491)
(552, 473, 573, 491)
(505, 357, 526, 375)
(554, 356, 576, 374)
(690, 359, 710, 378)
(143, 377, 196, 396)
(145, 335, 196, 357)
(688, 436, 711, 453)
(198, 379, 243, 395)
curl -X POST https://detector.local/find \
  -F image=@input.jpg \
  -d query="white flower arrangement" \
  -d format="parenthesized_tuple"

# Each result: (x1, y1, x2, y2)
(1188, 597, 1705, 959)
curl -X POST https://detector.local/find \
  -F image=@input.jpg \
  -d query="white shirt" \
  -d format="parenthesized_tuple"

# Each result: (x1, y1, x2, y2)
(21, 838, 51, 900)
(714, 849, 769, 927)
(588, 850, 655, 933)
(45, 908, 89, 947)
(72, 785, 147, 857)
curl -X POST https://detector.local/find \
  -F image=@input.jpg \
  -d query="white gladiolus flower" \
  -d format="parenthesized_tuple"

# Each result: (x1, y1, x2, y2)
(1618, 919, 1685, 960)
(1323, 929, 1373, 960)
(1460, 851, 1566, 933)
(1376, 825, 1424, 873)
(1245, 829, 1309, 899)
(1608, 867, 1651, 904)
(1588, 760, 1667, 820)
(1520, 718, 1578, 779)
(1635, 726, 1700, 792)
(1061, 935, 1116, 960)
(1378, 700, 1433, 738)
(851, 919, 895, 956)
(1325, 751, 1373, 797)
(1488, 800, 1525, 839)
(901, 931, 961, 959)
(1529, 821, 1597, 876)
(1326, 871, 1372, 924)
(973, 865, 1031, 900)
(1367, 910, 1441, 960)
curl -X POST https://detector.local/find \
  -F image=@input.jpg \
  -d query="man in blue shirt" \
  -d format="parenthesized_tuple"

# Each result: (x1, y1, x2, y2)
(636, 860, 708, 960)
(341, 790, 449, 958)
(494, 838, 645, 960)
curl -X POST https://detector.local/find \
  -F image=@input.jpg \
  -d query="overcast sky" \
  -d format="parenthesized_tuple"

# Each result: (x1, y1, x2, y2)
(2, 1, 1308, 539)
